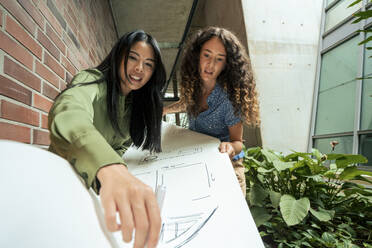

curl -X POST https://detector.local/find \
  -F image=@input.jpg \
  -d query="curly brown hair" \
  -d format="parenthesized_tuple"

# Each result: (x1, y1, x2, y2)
(180, 26, 260, 126)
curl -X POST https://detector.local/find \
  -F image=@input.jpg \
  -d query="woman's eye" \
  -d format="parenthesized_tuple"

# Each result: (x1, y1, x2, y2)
(203, 53, 209, 58)
(128, 55, 137, 60)
(145, 63, 154, 69)
(217, 58, 224, 62)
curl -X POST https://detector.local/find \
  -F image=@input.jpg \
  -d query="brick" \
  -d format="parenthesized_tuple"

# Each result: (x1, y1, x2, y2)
(78, 32, 88, 53)
(54, 0, 66, 13)
(1, 100, 39, 126)
(77, 53, 89, 69)
(60, 79, 67, 90)
(37, 29, 59, 60)
(89, 49, 97, 66)
(33, 93, 53, 113)
(41, 114, 48, 129)
(65, 71, 73, 85)
(61, 55, 77, 76)
(64, 11, 78, 38)
(6, 15, 42, 59)
(0, 75, 32, 105)
(17, 0, 44, 29)
(46, 23, 65, 55)
(42, 82, 59, 100)
(0, 122, 31, 143)
(4, 56, 41, 92)
(67, 4, 78, 26)
(44, 52, 64, 79)
(33, 129, 50, 145)
(37, 0, 62, 36)
(0, 30, 33, 70)
(35, 60, 59, 88)
(62, 32, 74, 52)
(46, 0, 66, 30)
(0, 0, 36, 35)
(67, 28, 80, 49)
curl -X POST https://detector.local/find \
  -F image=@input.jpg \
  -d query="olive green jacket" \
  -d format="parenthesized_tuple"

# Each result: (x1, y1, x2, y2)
(48, 69, 132, 193)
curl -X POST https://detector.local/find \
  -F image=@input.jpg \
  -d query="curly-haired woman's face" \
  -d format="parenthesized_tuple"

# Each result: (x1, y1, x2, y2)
(120, 41, 155, 96)
(199, 37, 226, 87)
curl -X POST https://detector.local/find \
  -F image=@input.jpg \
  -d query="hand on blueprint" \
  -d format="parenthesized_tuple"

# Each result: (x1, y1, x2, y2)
(219, 142, 236, 159)
(97, 164, 161, 248)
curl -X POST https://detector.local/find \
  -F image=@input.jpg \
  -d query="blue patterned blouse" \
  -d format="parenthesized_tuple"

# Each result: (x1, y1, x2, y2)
(188, 83, 241, 142)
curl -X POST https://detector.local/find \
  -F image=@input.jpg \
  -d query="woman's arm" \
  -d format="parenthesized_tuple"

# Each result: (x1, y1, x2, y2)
(97, 164, 160, 247)
(163, 100, 187, 116)
(49, 73, 160, 247)
(219, 122, 243, 159)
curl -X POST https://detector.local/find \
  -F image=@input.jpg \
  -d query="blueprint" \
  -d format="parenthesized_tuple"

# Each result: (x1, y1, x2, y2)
(111, 122, 264, 248)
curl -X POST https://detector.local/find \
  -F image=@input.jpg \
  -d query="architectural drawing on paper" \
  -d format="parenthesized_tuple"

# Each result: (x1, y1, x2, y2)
(130, 159, 218, 248)
(138, 147, 203, 165)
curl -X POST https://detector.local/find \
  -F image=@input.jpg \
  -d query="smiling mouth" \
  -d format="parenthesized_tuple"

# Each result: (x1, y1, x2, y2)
(129, 74, 142, 83)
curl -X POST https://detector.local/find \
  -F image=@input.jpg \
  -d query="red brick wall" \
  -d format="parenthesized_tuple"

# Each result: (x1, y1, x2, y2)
(0, 0, 117, 146)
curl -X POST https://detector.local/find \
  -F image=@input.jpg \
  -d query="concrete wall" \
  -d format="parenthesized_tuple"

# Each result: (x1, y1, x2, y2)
(191, 0, 248, 51)
(242, 0, 323, 153)
(0, 0, 117, 146)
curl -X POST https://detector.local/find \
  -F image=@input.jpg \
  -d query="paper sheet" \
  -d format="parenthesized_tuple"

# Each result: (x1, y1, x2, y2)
(0, 122, 264, 248)
(109, 122, 264, 248)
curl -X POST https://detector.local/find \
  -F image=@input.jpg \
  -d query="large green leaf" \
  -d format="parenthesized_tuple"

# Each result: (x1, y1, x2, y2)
(353, 10, 372, 19)
(321, 232, 336, 247)
(312, 148, 323, 161)
(269, 191, 281, 208)
(309, 207, 335, 222)
(359, 36, 372, 45)
(273, 160, 295, 171)
(257, 167, 275, 173)
(290, 160, 306, 172)
(284, 151, 311, 161)
(249, 183, 268, 206)
(261, 149, 281, 163)
(326, 154, 368, 168)
(250, 206, 272, 227)
(353, 175, 372, 184)
(279, 195, 310, 226)
(348, 0, 362, 8)
(339, 166, 372, 180)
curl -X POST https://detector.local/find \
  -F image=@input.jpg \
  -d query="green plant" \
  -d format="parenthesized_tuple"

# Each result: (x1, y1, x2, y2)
(244, 147, 372, 247)
(350, 0, 372, 79)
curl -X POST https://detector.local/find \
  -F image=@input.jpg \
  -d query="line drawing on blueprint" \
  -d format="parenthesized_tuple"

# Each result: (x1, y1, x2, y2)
(139, 147, 203, 165)
(131, 161, 218, 248)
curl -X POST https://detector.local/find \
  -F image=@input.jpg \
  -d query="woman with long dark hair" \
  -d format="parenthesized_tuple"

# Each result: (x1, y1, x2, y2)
(164, 27, 260, 195)
(48, 30, 166, 248)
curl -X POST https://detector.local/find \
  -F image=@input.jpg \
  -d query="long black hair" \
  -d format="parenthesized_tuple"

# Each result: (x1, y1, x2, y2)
(98, 30, 166, 153)
(61, 30, 166, 152)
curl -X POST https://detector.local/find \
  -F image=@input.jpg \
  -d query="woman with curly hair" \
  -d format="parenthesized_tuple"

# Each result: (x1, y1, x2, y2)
(163, 27, 260, 195)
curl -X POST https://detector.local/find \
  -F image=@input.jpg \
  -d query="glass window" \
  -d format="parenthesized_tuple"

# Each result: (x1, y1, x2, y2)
(319, 36, 359, 92)
(313, 136, 353, 154)
(327, 0, 335, 7)
(315, 37, 359, 135)
(325, 0, 362, 32)
(361, 33, 372, 131)
(315, 81, 356, 135)
(361, 79, 372, 130)
(359, 134, 372, 166)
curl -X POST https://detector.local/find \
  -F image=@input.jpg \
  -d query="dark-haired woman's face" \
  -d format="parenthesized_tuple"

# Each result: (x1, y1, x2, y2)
(199, 37, 226, 87)
(120, 41, 155, 96)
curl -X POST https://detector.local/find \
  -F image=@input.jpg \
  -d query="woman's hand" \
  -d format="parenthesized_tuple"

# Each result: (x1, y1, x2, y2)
(97, 164, 161, 248)
(219, 142, 236, 159)
(162, 100, 187, 116)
